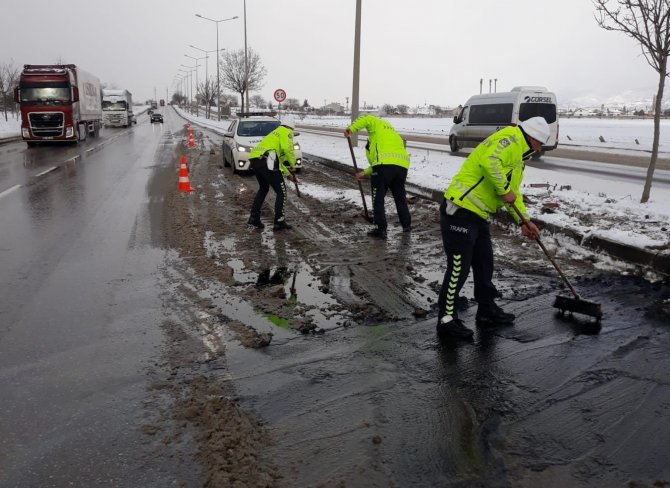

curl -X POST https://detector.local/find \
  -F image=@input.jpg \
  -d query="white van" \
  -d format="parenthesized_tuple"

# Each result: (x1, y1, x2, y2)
(449, 86, 559, 156)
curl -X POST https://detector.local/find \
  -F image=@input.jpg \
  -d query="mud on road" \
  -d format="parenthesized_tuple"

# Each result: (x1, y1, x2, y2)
(152, 127, 670, 487)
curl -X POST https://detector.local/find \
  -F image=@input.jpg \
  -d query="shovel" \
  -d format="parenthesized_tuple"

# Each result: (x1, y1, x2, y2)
(511, 204, 602, 322)
(346, 136, 373, 222)
(288, 171, 301, 198)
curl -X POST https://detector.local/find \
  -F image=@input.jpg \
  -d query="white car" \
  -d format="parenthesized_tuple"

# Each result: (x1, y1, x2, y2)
(222, 114, 303, 174)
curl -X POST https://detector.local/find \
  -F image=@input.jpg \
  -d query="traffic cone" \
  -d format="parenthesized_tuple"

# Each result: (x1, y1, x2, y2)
(178, 157, 194, 192)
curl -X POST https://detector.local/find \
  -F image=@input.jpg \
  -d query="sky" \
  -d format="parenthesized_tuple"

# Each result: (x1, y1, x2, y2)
(1, 0, 662, 109)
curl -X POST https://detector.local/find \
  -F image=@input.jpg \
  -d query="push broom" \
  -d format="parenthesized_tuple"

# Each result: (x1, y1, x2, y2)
(512, 204, 603, 322)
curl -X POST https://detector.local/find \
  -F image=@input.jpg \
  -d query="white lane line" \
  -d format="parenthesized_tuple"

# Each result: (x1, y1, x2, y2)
(35, 166, 57, 177)
(0, 184, 21, 199)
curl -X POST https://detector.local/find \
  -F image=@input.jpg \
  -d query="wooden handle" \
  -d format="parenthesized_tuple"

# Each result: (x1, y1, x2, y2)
(511, 203, 580, 299)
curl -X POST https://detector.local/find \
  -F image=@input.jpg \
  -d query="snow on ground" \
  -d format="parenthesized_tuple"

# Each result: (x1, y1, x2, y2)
(0, 115, 20, 138)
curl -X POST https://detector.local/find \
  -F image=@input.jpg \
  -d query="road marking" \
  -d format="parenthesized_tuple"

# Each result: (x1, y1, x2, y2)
(35, 166, 57, 177)
(0, 184, 21, 200)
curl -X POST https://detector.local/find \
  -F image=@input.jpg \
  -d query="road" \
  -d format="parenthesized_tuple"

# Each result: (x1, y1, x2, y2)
(1, 110, 668, 487)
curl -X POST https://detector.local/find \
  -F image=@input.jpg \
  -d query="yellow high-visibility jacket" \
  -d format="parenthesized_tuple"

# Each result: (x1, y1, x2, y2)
(444, 125, 531, 223)
(249, 125, 296, 177)
(348, 115, 410, 176)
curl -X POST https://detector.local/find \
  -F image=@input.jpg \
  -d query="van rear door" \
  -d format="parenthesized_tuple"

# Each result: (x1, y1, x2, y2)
(517, 94, 558, 148)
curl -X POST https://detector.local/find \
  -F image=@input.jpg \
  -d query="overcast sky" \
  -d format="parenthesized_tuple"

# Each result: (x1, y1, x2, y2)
(3, 0, 660, 109)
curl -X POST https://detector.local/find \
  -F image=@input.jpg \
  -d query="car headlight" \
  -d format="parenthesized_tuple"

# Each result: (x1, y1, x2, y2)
(65, 126, 74, 138)
(237, 145, 251, 152)
(293, 143, 300, 150)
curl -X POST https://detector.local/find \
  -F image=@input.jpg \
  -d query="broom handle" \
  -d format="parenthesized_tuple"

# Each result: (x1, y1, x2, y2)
(346, 136, 370, 219)
(511, 204, 581, 299)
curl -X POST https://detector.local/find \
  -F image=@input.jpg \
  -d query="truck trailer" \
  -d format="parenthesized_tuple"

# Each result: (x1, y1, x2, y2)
(14, 64, 103, 145)
(102, 89, 135, 128)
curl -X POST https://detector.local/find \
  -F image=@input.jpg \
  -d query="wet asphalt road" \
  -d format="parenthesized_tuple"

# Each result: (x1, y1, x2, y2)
(0, 112, 199, 486)
(1, 110, 669, 487)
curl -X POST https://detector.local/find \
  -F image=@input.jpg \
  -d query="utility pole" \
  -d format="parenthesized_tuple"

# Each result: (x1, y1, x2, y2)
(244, 0, 249, 112)
(494, 78, 498, 93)
(350, 0, 362, 146)
(479, 78, 483, 94)
(489, 79, 492, 93)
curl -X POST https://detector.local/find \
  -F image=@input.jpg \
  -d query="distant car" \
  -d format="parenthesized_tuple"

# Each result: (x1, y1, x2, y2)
(222, 114, 303, 174)
(150, 112, 163, 124)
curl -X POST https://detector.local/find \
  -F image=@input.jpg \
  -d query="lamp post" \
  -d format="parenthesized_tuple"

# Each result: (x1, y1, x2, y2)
(195, 13, 239, 121)
(243, 0, 249, 112)
(179, 65, 197, 114)
(190, 45, 226, 119)
(184, 54, 205, 109)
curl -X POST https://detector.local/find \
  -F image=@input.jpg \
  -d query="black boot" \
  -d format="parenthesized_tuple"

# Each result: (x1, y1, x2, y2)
(436, 316, 474, 341)
(273, 220, 293, 231)
(367, 227, 387, 239)
(247, 216, 264, 228)
(476, 303, 515, 327)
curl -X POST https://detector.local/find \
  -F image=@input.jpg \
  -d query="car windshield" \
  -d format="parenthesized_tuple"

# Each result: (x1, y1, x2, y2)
(102, 101, 127, 111)
(20, 83, 70, 103)
(237, 120, 280, 137)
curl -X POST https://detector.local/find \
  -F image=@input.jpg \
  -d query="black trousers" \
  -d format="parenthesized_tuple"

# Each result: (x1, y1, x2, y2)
(250, 158, 288, 223)
(369, 164, 411, 231)
(436, 199, 498, 323)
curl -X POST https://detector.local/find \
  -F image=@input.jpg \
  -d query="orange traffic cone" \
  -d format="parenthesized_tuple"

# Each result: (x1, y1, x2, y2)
(178, 158, 194, 192)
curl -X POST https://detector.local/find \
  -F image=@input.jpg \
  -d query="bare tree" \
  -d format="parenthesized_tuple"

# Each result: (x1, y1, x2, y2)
(285, 97, 300, 111)
(250, 94, 266, 109)
(0, 60, 20, 121)
(197, 77, 217, 119)
(219, 48, 267, 113)
(594, 0, 670, 203)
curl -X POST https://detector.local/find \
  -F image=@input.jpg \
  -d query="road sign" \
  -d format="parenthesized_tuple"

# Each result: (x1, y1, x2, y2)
(273, 89, 287, 103)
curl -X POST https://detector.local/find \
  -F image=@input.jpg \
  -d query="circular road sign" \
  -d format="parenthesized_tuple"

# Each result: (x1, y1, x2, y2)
(274, 88, 287, 103)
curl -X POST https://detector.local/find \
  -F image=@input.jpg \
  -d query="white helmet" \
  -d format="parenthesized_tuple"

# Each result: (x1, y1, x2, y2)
(519, 117, 550, 144)
(281, 115, 297, 130)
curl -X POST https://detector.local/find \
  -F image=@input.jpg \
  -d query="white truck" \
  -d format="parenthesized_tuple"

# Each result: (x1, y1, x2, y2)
(102, 89, 135, 128)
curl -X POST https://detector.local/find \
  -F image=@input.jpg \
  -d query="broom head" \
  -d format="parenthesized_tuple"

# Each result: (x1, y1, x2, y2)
(553, 294, 603, 321)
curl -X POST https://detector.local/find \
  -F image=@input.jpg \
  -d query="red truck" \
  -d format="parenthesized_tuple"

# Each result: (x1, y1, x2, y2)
(14, 64, 103, 145)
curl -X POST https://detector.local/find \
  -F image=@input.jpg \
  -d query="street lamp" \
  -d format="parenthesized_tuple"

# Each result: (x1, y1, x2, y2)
(179, 65, 197, 113)
(190, 45, 226, 119)
(184, 54, 205, 107)
(195, 13, 239, 121)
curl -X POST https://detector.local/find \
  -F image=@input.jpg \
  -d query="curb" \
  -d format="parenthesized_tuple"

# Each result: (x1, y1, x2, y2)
(0, 136, 21, 146)
(304, 152, 670, 277)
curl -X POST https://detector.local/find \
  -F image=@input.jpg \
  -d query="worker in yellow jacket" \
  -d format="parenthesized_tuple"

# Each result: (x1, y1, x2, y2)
(247, 118, 298, 231)
(436, 117, 548, 341)
(344, 113, 411, 238)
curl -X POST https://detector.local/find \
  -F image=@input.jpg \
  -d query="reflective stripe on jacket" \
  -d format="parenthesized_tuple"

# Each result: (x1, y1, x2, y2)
(249, 125, 296, 176)
(444, 125, 531, 223)
(348, 115, 410, 176)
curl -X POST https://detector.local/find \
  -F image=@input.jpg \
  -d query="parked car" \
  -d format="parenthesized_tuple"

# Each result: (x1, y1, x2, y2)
(150, 112, 163, 123)
(222, 113, 303, 174)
